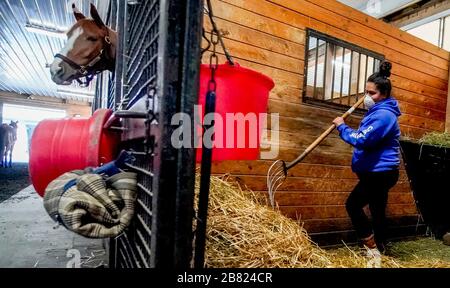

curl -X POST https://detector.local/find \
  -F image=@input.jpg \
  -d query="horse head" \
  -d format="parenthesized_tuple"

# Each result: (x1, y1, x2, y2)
(49, 3, 117, 86)
(9, 120, 18, 129)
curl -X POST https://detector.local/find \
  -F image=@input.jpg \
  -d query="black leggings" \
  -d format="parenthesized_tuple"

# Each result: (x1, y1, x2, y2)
(346, 170, 399, 245)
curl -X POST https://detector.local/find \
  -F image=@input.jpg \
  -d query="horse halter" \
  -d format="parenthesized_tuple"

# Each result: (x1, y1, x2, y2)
(54, 34, 112, 87)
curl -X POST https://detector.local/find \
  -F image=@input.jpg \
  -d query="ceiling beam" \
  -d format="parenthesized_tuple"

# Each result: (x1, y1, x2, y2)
(339, 0, 423, 18)
(386, 0, 450, 28)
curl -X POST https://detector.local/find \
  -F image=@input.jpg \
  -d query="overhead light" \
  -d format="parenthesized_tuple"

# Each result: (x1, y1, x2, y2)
(56, 87, 95, 99)
(56, 91, 94, 101)
(24, 23, 67, 39)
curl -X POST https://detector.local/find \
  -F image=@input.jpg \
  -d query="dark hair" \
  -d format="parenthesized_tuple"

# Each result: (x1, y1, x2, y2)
(367, 61, 392, 97)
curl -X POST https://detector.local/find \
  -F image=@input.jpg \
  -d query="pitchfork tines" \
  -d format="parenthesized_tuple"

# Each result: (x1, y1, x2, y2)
(267, 160, 288, 208)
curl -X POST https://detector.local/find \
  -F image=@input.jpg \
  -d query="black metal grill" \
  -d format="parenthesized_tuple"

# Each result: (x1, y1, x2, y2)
(303, 29, 385, 114)
(120, 139, 155, 268)
(94, 0, 118, 111)
(124, 0, 159, 108)
(107, 76, 116, 109)
(103, 0, 203, 269)
(116, 0, 160, 269)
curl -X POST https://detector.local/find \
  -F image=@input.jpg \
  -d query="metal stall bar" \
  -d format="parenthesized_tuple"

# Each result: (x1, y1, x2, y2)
(114, 0, 126, 110)
(303, 32, 311, 99)
(322, 42, 328, 101)
(339, 47, 345, 104)
(356, 53, 361, 101)
(330, 44, 337, 101)
(348, 50, 353, 107)
(173, 0, 203, 268)
(109, 0, 203, 269)
(313, 38, 319, 99)
(364, 55, 369, 90)
(151, 0, 203, 268)
(372, 57, 376, 74)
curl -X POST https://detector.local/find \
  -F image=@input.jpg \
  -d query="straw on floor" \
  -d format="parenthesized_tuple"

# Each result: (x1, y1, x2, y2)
(202, 175, 450, 268)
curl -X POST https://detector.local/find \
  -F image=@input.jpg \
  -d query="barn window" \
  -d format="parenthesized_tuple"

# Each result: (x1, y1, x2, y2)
(303, 29, 385, 112)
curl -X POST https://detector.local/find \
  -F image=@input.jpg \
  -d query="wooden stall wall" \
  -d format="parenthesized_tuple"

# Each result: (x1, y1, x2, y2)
(203, 0, 450, 245)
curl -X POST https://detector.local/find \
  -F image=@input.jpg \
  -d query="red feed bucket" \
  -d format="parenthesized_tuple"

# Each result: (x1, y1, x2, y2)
(29, 109, 120, 197)
(197, 62, 275, 162)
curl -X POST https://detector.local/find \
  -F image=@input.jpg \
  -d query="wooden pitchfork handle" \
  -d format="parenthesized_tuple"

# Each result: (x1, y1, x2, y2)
(285, 96, 366, 170)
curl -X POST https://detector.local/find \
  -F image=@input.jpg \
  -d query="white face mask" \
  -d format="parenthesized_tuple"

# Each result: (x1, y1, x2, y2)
(364, 94, 376, 109)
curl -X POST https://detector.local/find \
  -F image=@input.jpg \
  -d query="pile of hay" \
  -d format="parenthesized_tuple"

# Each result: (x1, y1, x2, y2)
(203, 176, 331, 268)
(203, 175, 450, 268)
(418, 132, 450, 148)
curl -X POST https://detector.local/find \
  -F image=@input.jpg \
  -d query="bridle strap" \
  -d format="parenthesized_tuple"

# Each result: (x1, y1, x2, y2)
(82, 50, 104, 74)
(55, 48, 105, 76)
(54, 53, 83, 72)
(54, 29, 112, 86)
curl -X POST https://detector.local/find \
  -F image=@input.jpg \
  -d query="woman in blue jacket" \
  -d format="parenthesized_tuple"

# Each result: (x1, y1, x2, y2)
(333, 61, 401, 256)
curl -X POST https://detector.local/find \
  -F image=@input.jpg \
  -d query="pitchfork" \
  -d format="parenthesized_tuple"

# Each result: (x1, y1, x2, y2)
(267, 96, 366, 208)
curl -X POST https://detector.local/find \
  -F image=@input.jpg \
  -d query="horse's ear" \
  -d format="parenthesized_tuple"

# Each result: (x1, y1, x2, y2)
(90, 3, 105, 28)
(72, 3, 86, 21)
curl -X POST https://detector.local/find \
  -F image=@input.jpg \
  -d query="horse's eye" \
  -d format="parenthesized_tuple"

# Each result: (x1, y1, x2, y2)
(87, 36, 98, 41)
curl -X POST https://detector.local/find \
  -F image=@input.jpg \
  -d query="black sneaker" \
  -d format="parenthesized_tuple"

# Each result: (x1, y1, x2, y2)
(376, 242, 386, 255)
(377, 242, 388, 255)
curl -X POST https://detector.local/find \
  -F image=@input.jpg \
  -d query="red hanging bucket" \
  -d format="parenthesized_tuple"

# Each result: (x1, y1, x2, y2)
(196, 62, 275, 162)
(29, 109, 120, 197)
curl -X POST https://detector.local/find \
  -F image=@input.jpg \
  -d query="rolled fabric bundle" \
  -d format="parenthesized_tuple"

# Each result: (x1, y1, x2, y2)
(43, 169, 137, 238)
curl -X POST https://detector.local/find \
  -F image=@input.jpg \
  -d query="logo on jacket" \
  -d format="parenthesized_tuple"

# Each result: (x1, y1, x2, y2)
(350, 126, 374, 139)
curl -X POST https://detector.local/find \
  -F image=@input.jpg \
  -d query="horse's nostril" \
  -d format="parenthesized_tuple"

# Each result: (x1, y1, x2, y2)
(55, 66, 64, 76)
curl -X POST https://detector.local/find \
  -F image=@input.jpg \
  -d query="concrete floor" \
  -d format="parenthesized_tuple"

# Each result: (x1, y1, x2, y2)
(0, 163, 31, 202)
(0, 185, 108, 268)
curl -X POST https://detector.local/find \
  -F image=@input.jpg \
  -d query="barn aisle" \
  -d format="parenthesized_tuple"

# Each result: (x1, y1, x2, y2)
(0, 185, 107, 268)
(0, 164, 30, 203)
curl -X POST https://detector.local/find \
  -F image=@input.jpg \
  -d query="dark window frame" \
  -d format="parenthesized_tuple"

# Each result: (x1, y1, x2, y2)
(302, 29, 385, 115)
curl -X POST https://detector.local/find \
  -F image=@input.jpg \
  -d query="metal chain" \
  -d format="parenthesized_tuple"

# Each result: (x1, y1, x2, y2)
(204, 0, 234, 65)
(201, 28, 211, 56)
(208, 29, 219, 93)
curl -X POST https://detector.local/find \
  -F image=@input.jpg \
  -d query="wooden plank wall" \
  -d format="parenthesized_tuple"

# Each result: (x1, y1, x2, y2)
(446, 61, 450, 132)
(203, 0, 450, 245)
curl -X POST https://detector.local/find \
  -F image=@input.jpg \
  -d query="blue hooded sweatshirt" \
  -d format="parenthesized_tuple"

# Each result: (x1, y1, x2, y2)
(336, 97, 402, 174)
